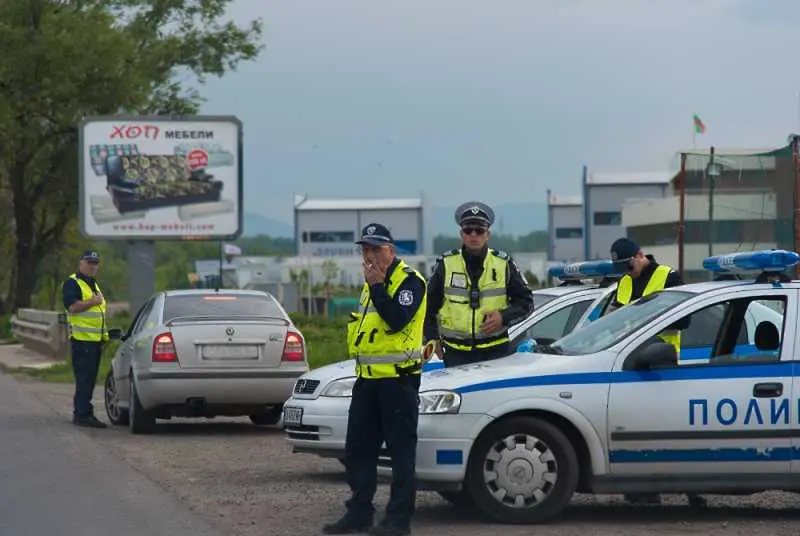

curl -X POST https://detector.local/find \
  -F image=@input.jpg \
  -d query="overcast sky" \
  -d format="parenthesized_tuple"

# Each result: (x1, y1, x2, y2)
(199, 0, 800, 223)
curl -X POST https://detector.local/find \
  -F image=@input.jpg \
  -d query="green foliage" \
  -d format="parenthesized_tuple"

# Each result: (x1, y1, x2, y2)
(0, 0, 263, 309)
(432, 231, 548, 255)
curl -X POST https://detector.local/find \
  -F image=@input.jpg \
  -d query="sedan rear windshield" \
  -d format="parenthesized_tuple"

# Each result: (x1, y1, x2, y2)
(163, 294, 284, 322)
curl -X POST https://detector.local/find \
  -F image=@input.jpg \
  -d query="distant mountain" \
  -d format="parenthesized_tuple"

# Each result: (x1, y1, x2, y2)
(242, 212, 294, 238)
(243, 201, 547, 239)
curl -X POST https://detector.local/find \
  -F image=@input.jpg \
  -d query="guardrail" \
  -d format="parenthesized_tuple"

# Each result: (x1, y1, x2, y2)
(9, 309, 69, 360)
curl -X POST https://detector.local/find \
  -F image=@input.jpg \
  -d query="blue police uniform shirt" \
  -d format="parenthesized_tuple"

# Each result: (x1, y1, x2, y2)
(367, 258, 426, 333)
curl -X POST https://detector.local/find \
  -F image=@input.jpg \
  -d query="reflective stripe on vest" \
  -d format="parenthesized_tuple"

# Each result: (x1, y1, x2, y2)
(616, 265, 681, 353)
(438, 251, 509, 352)
(347, 260, 427, 379)
(65, 274, 108, 342)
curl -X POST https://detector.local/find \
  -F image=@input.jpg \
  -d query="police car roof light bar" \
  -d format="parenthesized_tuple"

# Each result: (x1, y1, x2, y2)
(702, 249, 800, 274)
(548, 259, 622, 280)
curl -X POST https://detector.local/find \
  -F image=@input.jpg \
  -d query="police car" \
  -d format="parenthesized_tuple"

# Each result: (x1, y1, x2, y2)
(283, 265, 621, 462)
(377, 250, 794, 525)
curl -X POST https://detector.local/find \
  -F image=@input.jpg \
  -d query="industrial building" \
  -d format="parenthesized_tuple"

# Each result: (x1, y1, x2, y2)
(547, 170, 671, 263)
(546, 192, 583, 262)
(581, 168, 671, 259)
(293, 195, 428, 257)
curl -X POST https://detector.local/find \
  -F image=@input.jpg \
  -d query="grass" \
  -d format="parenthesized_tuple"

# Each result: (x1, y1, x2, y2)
(18, 312, 351, 384)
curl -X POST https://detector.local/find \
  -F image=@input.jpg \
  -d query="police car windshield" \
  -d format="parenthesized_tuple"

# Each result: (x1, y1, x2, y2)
(549, 290, 694, 355)
(533, 294, 557, 308)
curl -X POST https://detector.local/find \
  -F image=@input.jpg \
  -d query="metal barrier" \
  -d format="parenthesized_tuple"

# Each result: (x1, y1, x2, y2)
(9, 309, 69, 360)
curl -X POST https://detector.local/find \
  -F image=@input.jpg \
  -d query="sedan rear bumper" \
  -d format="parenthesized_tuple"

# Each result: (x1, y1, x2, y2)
(135, 368, 307, 409)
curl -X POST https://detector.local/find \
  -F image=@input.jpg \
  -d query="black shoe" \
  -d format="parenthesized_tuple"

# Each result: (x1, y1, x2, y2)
(687, 494, 707, 508)
(322, 517, 373, 534)
(369, 524, 410, 536)
(624, 493, 660, 505)
(75, 415, 107, 429)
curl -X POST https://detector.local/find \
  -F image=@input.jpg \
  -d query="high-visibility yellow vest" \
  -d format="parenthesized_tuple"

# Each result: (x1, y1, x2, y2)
(65, 274, 108, 343)
(437, 249, 509, 352)
(347, 259, 427, 379)
(616, 264, 680, 353)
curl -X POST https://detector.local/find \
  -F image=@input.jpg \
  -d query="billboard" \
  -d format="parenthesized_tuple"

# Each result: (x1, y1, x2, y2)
(78, 115, 243, 240)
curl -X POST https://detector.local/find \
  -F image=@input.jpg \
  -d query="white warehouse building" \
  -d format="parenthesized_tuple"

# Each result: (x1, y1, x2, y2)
(293, 195, 429, 257)
(546, 192, 583, 262)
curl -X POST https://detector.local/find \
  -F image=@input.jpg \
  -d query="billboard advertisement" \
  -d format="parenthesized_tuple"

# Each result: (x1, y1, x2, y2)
(78, 115, 243, 240)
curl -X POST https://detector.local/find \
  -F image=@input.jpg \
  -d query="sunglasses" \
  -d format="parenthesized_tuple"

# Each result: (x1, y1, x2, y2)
(461, 227, 487, 235)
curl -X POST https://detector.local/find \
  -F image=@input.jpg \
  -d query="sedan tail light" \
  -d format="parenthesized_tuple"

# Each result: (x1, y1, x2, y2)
(282, 332, 304, 362)
(152, 332, 178, 362)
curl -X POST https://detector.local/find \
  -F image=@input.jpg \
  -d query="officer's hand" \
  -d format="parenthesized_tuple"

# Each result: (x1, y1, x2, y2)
(480, 311, 503, 334)
(363, 262, 384, 285)
(94, 292, 104, 305)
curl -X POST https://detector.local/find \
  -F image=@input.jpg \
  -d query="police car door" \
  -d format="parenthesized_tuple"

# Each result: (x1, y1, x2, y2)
(606, 287, 796, 477)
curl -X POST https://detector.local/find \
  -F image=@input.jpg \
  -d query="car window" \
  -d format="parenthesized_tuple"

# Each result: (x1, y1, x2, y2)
(525, 299, 595, 342)
(131, 299, 155, 336)
(163, 293, 284, 322)
(533, 293, 557, 309)
(550, 290, 694, 355)
(631, 295, 787, 367)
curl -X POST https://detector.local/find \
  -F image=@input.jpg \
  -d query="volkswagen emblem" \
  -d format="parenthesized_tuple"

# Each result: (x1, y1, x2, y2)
(225, 327, 235, 336)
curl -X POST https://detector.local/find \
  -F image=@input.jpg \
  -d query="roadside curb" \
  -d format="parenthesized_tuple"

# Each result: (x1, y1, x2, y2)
(0, 343, 62, 373)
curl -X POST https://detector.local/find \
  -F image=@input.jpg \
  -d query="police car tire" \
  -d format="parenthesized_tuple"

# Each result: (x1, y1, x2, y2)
(129, 374, 157, 435)
(249, 404, 283, 426)
(466, 416, 579, 524)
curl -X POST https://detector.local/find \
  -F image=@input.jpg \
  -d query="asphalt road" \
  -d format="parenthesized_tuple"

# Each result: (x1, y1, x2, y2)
(4, 369, 800, 536)
(0, 371, 224, 536)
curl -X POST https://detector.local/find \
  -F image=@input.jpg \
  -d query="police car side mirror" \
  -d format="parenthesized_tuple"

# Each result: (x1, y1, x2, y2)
(628, 342, 677, 371)
(108, 327, 123, 341)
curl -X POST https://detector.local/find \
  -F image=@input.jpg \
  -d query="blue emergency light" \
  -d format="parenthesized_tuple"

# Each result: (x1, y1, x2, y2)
(548, 259, 621, 279)
(702, 249, 800, 273)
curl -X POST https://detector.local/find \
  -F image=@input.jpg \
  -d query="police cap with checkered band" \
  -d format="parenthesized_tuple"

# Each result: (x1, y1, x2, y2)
(355, 223, 395, 246)
(454, 201, 495, 228)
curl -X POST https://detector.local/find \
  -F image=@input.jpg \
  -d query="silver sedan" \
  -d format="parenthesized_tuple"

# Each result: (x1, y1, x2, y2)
(103, 289, 308, 434)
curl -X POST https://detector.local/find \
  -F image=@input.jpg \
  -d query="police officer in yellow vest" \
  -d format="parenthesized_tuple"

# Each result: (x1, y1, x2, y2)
(424, 202, 533, 367)
(609, 237, 683, 354)
(324, 223, 427, 536)
(62, 250, 109, 429)
(609, 237, 704, 507)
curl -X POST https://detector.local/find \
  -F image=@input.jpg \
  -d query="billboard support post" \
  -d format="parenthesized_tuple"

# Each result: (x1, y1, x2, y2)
(127, 241, 155, 315)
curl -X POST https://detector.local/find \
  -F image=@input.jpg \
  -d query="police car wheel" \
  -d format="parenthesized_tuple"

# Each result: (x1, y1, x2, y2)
(466, 416, 579, 524)
(128, 373, 157, 435)
(104, 371, 129, 426)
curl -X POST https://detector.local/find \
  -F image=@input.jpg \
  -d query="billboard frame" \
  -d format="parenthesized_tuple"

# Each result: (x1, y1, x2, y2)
(77, 114, 244, 241)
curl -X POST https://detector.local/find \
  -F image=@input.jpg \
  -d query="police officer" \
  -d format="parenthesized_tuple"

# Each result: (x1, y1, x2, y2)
(608, 238, 704, 507)
(323, 223, 427, 536)
(608, 237, 683, 354)
(423, 201, 534, 367)
(62, 250, 109, 428)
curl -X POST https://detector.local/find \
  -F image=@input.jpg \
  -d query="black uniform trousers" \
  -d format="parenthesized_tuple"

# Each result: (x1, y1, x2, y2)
(442, 340, 509, 367)
(70, 339, 103, 420)
(343, 373, 421, 529)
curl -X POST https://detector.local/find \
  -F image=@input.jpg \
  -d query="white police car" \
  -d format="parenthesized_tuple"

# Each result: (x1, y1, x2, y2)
(283, 264, 621, 462)
(380, 250, 794, 525)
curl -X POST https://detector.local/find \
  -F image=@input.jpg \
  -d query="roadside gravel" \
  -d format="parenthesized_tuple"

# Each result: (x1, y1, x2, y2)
(14, 375, 800, 536)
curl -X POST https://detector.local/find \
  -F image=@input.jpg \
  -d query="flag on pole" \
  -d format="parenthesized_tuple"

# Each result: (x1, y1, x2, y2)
(693, 114, 706, 134)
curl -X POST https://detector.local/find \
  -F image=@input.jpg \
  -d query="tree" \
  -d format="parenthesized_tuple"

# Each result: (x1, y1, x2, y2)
(0, 0, 263, 308)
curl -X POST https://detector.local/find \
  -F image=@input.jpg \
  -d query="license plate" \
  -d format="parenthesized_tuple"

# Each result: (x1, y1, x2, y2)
(202, 345, 258, 359)
(283, 406, 303, 426)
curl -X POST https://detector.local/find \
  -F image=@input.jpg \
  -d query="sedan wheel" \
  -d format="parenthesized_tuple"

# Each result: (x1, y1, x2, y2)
(466, 416, 578, 524)
(128, 374, 156, 435)
(104, 371, 129, 426)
